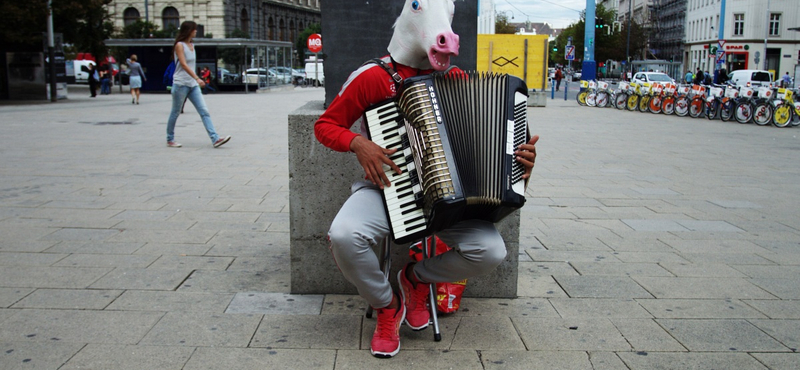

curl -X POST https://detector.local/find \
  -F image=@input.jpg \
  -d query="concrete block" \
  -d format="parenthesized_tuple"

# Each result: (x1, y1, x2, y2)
(288, 102, 520, 298)
(527, 90, 547, 107)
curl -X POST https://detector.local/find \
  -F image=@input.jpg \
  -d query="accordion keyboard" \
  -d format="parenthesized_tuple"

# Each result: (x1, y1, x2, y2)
(363, 101, 428, 241)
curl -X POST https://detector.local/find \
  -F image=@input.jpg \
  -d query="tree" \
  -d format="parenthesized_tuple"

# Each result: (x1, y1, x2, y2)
(119, 20, 159, 39)
(495, 13, 516, 34)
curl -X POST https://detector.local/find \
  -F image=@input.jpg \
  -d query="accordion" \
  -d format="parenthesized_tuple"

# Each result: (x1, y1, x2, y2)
(364, 71, 530, 244)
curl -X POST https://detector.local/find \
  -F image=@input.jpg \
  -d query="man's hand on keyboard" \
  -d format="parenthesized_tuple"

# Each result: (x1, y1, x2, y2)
(515, 134, 539, 180)
(350, 136, 402, 189)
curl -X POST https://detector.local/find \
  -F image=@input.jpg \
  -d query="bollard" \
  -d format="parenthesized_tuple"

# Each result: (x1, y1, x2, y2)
(564, 81, 568, 101)
(551, 79, 555, 99)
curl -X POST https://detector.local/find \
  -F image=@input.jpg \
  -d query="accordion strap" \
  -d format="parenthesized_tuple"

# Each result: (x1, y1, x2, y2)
(364, 58, 403, 91)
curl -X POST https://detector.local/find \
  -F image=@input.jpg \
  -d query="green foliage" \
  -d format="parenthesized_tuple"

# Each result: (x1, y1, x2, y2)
(550, 4, 647, 67)
(295, 23, 323, 63)
(228, 28, 251, 39)
(495, 13, 516, 34)
(218, 28, 250, 68)
(1, 0, 114, 59)
(119, 20, 159, 39)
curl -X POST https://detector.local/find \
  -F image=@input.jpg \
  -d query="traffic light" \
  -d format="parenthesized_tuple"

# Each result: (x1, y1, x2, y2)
(595, 17, 605, 29)
(553, 46, 558, 52)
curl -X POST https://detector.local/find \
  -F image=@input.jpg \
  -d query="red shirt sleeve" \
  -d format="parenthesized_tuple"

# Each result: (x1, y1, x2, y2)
(314, 63, 401, 152)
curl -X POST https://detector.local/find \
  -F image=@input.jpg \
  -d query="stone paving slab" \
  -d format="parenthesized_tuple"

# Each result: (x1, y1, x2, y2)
(251, 315, 360, 349)
(656, 319, 789, 352)
(616, 352, 769, 370)
(106, 291, 234, 312)
(139, 311, 262, 347)
(0, 342, 84, 370)
(182, 347, 335, 370)
(513, 318, 630, 351)
(89, 267, 194, 290)
(335, 349, 483, 370)
(60, 344, 195, 370)
(0, 309, 162, 344)
(226, 292, 324, 315)
(11, 289, 122, 310)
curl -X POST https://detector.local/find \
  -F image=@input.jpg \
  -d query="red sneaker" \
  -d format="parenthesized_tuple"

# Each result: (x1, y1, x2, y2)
(370, 293, 406, 358)
(398, 263, 431, 330)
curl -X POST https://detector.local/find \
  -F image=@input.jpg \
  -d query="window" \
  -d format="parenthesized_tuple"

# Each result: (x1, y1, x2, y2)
(123, 8, 140, 27)
(733, 14, 744, 36)
(241, 9, 249, 35)
(162, 7, 180, 31)
(769, 13, 781, 36)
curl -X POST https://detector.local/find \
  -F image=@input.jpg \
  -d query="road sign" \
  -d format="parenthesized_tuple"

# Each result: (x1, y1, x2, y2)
(307, 34, 322, 53)
(565, 45, 575, 61)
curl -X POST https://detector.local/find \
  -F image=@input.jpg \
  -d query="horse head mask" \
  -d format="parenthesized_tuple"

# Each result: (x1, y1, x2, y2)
(387, 0, 460, 71)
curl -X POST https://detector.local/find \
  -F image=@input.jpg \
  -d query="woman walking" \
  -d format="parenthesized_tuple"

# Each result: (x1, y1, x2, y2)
(127, 54, 146, 104)
(165, 21, 231, 148)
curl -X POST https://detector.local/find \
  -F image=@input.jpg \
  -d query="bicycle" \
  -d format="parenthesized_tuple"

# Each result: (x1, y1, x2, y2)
(660, 83, 677, 115)
(594, 81, 611, 108)
(718, 84, 740, 122)
(576, 80, 590, 106)
(586, 80, 599, 107)
(732, 85, 756, 124)
(613, 81, 630, 110)
(673, 84, 692, 117)
(637, 82, 652, 113)
(752, 86, 775, 126)
(772, 88, 800, 128)
(705, 85, 725, 120)
(688, 84, 707, 118)
(647, 83, 665, 114)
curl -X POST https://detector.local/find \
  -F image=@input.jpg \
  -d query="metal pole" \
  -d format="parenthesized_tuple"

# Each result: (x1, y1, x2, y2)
(145, 0, 149, 24)
(626, 0, 632, 77)
(47, 0, 57, 102)
(582, 0, 597, 81)
(763, 0, 770, 70)
(716, 0, 726, 72)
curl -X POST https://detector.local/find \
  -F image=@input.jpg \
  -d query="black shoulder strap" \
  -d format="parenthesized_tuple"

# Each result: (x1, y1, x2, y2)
(363, 58, 403, 90)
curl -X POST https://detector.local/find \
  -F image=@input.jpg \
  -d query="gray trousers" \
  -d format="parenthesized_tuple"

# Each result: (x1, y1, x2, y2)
(328, 181, 507, 309)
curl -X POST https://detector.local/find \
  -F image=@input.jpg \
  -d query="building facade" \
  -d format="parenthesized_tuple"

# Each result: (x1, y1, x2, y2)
(107, 0, 321, 43)
(685, 0, 799, 77)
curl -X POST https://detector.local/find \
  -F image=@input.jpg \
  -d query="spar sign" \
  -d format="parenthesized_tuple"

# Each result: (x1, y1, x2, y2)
(307, 34, 322, 53)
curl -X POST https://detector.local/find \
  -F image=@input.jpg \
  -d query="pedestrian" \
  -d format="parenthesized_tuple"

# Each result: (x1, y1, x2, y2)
(782, 72, 793, 88)
(685, 70, 693, 84)
(99, 65, 111, 95)
(554, 67, 563, 91)
(693, 68, 704, 85)
(165, 21, 231, 148)
(87, 63, 98, 98)
(200, 66, 216, 94)
(314, 1, 539, 358)
(127, 54, 147, 105)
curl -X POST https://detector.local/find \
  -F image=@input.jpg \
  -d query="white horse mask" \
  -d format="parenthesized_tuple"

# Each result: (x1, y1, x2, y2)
(387, 0, 460, 71)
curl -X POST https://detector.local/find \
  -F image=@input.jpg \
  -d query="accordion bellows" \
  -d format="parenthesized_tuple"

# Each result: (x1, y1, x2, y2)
(365, 71, 530, 244)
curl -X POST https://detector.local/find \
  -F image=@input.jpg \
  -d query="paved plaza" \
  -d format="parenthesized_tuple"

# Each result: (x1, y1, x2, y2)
(0, 84, 799, 369)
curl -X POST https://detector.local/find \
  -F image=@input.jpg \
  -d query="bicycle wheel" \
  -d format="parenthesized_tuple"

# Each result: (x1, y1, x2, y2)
(773, 103, 792, 127)
(577, 91, 588, 106)
(595, 91, 609, 107)
(626, 95, 639, 111)
(705, 100, 719, 120)
(792, 107, 800, 126)
(586, 92, 597, 107)
(648, 96, 662, 114)
(720, 100, 735, 121)
(689, 97, 704, 118)
(753, 102, 772, 126)
(638, 96, 650, 112)
(674, 96, 690, 117)
(662, 97, 675, 115)
(615, 92, 628, 110)
(734, 102, 753, 124)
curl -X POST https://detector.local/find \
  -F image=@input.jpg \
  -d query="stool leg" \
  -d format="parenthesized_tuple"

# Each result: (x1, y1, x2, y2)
(423, 236, 442, 341)
(366, 238, 392, 319)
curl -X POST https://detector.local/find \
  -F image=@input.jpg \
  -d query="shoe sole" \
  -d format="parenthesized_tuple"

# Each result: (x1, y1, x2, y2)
(213, 136, 231, 148)
(370, 294, 406, 358)
(398, 269, 430, 331)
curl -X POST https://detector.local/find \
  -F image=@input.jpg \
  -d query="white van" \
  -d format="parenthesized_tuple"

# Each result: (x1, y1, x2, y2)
(727, 69, 773, 87)
(304, 56, 324, 86)
(73, 60, 96, 84)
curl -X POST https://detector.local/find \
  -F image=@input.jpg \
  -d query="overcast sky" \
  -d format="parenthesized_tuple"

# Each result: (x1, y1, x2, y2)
(493, 0, 588, 29)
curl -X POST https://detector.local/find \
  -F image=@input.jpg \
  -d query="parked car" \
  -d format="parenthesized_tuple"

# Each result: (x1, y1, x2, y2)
(218, 68, 239, 83)
(292, 68, 305, 84)
(304, 56, 324, 86)
(727, 69, 773, 87)
(243, 68, 279, 85)
(268, 67, 293, 84)
(572, 71, 582, 80)
(631, 72, 675, 85)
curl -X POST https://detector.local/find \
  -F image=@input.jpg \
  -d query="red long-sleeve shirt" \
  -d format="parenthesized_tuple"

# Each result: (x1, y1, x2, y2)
(314, 56, 437, 152)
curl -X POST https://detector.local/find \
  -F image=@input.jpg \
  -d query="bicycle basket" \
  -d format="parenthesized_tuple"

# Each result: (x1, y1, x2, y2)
(739, 87, 754, 98)
(665, 84, 676, 95)
(757, 87, 773, 99)
(678, 85, 690, 95)
(597, 81, 609, 90)
(651, 83, 663, 94)
(588, 80, 598, 89)
(619, 81, 630, 90)
(709, 87, 724, 98)
(724, 87, 739, 99)
(580, 80, 589, 88)
(639, 84, 651, 94)
(776, 88, 787, 100)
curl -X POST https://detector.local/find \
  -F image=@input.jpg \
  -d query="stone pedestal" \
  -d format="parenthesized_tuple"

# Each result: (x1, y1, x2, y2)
(527, 90, 547, 107)
(288, 101, 519, 297)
